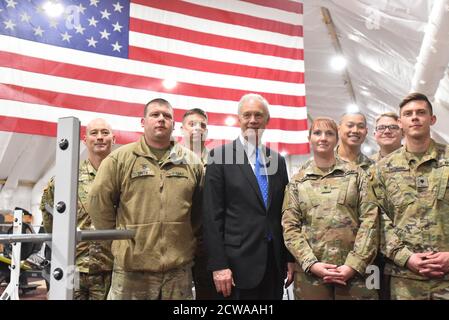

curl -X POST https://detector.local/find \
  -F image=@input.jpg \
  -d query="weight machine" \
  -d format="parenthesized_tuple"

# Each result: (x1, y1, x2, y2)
(0, 117, 134, 300)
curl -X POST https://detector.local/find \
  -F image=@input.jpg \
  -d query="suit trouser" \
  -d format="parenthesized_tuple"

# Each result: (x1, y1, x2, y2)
(228, 241, 284, 300)
(192, 253, 221, 300)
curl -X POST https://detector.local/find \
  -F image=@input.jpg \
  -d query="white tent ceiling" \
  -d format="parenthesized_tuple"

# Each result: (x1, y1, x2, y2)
(1, 0, 449, 217)
(305, 0, 449, 147)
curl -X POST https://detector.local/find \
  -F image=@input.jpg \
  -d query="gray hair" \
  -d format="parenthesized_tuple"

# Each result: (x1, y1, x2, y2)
(237, 93, 270, 120)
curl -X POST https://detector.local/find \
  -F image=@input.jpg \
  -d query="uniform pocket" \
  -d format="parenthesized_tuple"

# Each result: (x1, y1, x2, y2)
(130, 157, 155, 179)
(437, 166, 449, 205)
(385, 172, 415, 209)
(117, 223, 162, 271)
(165, 169, 194, 191)
(297, 182, 319, 214)
(337, 175, 358, 208)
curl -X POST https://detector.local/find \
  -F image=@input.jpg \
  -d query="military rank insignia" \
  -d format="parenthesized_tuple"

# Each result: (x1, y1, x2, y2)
(416, 176, 429, 188)
(320, 184, 332, 193)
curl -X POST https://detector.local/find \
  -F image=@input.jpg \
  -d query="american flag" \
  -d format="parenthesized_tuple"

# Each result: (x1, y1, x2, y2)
(0, 0, 308, 155)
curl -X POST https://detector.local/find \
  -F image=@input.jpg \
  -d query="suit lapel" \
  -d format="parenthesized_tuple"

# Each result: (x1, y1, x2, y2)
(234, 139, 266, 209)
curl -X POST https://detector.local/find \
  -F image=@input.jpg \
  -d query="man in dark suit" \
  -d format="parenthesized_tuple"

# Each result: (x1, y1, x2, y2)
(203, 93, 294, 300)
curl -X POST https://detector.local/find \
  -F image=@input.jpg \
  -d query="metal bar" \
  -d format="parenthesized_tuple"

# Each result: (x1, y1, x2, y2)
(320, 7, 357, 105)
(0, 224, 46, 228)
(0, 209, 22, 300)
(0, 234, 52, 243)
(10, 209, 22, 300)
(77, 229, 135, 241)
(0, 229, 135, 243)
(49, 117, 80, 300)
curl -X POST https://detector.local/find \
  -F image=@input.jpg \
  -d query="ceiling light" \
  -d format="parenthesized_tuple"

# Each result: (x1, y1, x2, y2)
(360, 90, 371, 97)
(330, 55, 347, 71)
(162, 79, 177, 90)
(347, 34, 361, 42)
(346, 103, 360, 113)
(225, 116, 236, 126)
(362, 145, 373, 155)
(43, 1, 64, 17)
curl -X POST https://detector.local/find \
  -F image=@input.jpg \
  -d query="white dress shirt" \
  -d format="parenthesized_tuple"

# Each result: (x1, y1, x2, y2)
(239, 134, 269, 178)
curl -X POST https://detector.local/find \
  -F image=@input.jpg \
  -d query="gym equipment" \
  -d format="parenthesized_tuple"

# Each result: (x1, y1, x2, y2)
(0, 117, 135, 300)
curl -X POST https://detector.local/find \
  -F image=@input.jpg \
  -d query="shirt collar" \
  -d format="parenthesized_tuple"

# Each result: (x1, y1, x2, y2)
(239, 133, 263, 159)
(404, 139, 438, 165)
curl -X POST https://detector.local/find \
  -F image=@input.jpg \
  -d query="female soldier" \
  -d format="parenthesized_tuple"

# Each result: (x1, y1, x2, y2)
(282, 117, 379, 300)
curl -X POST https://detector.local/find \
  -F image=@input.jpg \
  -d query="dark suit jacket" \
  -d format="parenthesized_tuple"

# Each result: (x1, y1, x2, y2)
(203, 138, 293, 289)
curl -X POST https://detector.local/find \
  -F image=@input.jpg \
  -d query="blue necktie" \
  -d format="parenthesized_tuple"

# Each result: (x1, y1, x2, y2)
(255, 149, 268, 208)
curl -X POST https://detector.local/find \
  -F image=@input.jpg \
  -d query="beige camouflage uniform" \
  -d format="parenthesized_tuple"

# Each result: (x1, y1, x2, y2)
(335, 145, 375, 172)
(40, 159, 113, 300)
(370, 152, 383, 162)
(282, 159, 379, 300)
(371, 140, 449, 300)
(88, 137, 203, 300)
(369, 150, 390, 299)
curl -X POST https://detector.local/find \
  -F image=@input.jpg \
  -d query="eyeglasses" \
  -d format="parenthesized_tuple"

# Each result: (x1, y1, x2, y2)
(375, 124, 400, 132)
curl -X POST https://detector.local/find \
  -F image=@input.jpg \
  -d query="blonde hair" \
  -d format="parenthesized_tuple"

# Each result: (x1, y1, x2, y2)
(375, 112, 398, 125)
(309, 117, 339, 140)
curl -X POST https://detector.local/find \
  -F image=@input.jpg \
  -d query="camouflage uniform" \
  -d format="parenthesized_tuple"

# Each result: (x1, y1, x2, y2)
(336, 146, 382, 297)
(282, 159, 379, 300)
(369, 150, 392, 300)
(335, 145, 375, 172)
(370, 152, 383, 162)
(108, 263, 193, 300)
(371, 140, 449, 300)
(88, 137, 204, 300)
(40, 159, 113, 300)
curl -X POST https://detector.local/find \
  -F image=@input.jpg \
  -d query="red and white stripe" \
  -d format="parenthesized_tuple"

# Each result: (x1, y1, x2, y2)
(0, 0, 309, 154)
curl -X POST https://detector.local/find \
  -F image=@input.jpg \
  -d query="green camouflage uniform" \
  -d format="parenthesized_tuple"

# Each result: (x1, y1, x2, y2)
(371, 140, 449, 300)
(88, 137, 204, 300)
(335, 145, 375, 172)
(370, 152, 383, 162)
(369, 150, 390, 300)
(282, 159, 379, 300)
(337, 145, 380, 296)
(40, 159, 113, 300)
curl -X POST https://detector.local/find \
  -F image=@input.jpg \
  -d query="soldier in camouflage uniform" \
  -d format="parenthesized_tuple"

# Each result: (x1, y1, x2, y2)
(371, 112, 402, 162)
(336, 112, 374, 171)
(371, 93, 449, 300)
(88, 98, 204, 300)
(335, 112, 382, 299)
(282, 117, 379, 300)
(40, 118, 115, 300)
(180, 108, 218, 300)
(181, 108, 209, 166)
(370, 112, 402, 299)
